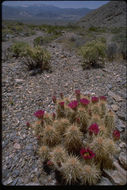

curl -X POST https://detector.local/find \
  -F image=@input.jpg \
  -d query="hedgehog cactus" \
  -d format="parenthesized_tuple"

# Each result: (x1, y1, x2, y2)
(80, 164, 101, 185)
(50, 145, 68, 168)
(104, 110, 115, 133)
(29, 91, 121, 185)
(60, 155, 82, 185)
(43, 125, 60, 146)
(38, 145, 50, 161)
(64, 125, 83, 153)
(53, 118, 70, 135)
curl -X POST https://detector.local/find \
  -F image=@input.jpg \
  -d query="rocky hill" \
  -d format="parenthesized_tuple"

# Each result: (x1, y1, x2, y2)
(77, 1, 126, 28)
(2, 4, 92, 23)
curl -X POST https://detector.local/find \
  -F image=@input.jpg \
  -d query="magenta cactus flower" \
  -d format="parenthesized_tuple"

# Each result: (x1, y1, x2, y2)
(47, 160, 54, 166)
(88, 123, 99, 135)
(26, 122, 30, 127)
(60, 93, 64, 99)
(75, 90, 80, 95)
(80, 98, 90, 106)
(76, 117, 80, 124)
(34, 110, 45, 119)
(113, 130, 120, 140)
(100, 96, 107, 101)
(59, 102, 64, 107)
(91, 96, 99, 103)
(68, 100, 78, 110)
(52, 96, 56, 103)
(80, 148, 95, 160)
(52, 112, 56, 120)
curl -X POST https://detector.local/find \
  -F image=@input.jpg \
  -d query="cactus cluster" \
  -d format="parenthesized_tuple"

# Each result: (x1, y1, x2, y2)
(28, 90, 120, 185)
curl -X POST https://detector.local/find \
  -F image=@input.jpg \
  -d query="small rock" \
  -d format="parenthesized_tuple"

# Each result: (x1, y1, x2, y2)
(15, 79, 25, 83)
(25, 183, 40, 186)
(107, 84, 112, 90)
(11, 178, 18, 185)
(119, 142, 126, 149)
(25, 144, 33, 150)
(3, 177, 13, 185)
(116, 120, 126, 132)
(108, 91, 123, 102)
(111, 104, 119, 112)
(14, 143, 21, 150)
(119, 152, 127, 170)
(97, 176, 113, 185)
(117, 112, 126, 121)
(13, 169, 20, 177)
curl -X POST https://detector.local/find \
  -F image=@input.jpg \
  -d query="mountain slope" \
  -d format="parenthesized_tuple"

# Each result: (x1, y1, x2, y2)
(77, 1, 126, 28)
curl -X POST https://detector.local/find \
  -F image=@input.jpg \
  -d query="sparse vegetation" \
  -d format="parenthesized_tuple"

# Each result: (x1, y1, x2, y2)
(9, 41, 30, 58)
(29, 91, 120, 185)
(22, 45, 51, 71)
(80, 40, 106, 69)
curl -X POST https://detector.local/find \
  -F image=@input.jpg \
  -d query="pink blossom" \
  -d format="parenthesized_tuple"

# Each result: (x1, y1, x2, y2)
(80, 98, 90, 106)
(34, 110, 45, 119)
(75, 90, 80, 95)
(80, 148, 95, 160)
(52, 96, 56, 103)
(91, 96, 99, 103)
(60, 93, 64, 99)
(88, 123, 99, 135)
(26, 122, 30, 127)
(59, 102, 64, 107)
(100, 96, 107, 101)
(52, 112, 56, 120)
(113, 130, 120, 140)
(76, 118, 80, 124)
(68, 100, 78, 110)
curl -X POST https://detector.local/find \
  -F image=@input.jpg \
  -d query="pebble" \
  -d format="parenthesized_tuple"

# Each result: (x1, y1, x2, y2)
(3, 177, 13, 185)
(97, 176, 113, 185)
(111, 104, 119, 112)
(119, 152, 127, 170)
(108, 91, 123, 102)
(14, 143, 21, 150)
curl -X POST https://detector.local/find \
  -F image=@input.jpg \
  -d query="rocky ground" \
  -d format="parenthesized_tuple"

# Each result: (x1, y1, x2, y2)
(2, 31, 127, 186)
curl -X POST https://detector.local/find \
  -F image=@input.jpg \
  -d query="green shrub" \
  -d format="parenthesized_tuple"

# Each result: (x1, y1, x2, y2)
(33, 35, 59, 46)
(9, 41, 30, 58)
(23, 46, 51, 71)
(80, 40, 106, 69)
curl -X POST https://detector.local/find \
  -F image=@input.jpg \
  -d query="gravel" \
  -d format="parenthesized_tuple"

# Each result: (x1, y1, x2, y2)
(2, 32, 126, 185)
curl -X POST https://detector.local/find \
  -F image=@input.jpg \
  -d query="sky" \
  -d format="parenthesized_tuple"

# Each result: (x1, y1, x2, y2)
(3, 1, 109, 9)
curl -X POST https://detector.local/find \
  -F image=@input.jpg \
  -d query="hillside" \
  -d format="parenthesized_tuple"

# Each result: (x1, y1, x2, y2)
(77, 1, 126, 28)
(2, 4, 92, 24)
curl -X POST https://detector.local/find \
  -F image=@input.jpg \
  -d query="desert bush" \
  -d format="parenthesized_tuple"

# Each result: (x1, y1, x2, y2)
(22, 45, 51, 71)
(80, 40, 106, 69)
(9, 41, 30, 58)
(106, 42, 118, 61)
(33, 34, 59, 47)
(28, 91, 120, 185)
(111, 32, 126, 60)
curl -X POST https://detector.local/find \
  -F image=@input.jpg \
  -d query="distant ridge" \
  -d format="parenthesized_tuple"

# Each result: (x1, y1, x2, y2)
(77, 1, 126, 28)
(2, 4, 92, 23)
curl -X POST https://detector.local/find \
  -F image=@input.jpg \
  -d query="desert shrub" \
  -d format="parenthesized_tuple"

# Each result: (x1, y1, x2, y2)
(119, 41, 127, 60)
(28, 91, 120, 185)
(33, 35, 59, 46)
(22, 45, 51, 71)
(9, 41, 30, 58)
(88, 26, 107, 33)
(106, 42, 118, 61)
(33, 36, 44, 46)
(80, 40, 106, 69)
(111, 32, 126, 60)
